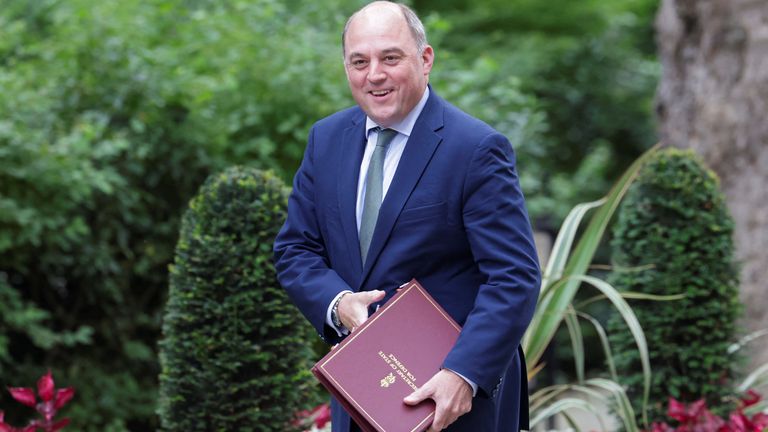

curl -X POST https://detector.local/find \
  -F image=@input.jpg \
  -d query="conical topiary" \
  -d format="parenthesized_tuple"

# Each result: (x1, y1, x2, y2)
(158, 166, 316, 431)
(607, 148, 741, 424)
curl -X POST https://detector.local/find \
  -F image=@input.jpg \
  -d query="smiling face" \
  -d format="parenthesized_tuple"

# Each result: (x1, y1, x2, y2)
(343, 3, 434, 128)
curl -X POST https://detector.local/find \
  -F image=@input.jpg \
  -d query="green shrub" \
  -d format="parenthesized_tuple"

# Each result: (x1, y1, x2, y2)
(607, 149, 741, 424)
(158, 167, 316, 432)
(0, 0, 352, 428)
(0, 0, 660, 427)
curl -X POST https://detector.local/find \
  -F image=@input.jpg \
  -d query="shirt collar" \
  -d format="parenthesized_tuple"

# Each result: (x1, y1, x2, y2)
(365, 86, 430, 138)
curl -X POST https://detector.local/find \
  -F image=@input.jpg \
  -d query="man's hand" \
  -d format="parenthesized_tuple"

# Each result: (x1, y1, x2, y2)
(337, 290, 385, 331)
(403, 369, 473, 431)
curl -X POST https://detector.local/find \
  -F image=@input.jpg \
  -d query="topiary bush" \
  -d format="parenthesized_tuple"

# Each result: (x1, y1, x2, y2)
(607, 148, 741, 425)
(157, 166, 316, 431)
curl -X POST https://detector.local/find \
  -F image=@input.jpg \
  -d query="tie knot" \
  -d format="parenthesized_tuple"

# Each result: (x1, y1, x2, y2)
(375, 128, 398, 148)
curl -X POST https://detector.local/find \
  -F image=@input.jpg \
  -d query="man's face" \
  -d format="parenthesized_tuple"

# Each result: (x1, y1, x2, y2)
(343, 6, 434, 128)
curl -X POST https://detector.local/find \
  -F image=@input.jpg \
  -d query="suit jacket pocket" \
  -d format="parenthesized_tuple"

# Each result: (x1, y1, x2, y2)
(398, 201, 447, 223)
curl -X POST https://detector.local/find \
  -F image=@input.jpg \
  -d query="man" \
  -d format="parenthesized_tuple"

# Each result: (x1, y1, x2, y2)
(273, 2, 540, 431)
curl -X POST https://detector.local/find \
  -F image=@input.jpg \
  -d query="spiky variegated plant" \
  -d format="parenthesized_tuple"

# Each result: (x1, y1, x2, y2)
(523, 146, 667, 431)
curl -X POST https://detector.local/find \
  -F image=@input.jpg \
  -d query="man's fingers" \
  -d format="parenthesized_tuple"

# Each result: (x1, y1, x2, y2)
(402, 370, 472, 431)
(430, 406, 456, 431)
(429, 404, 461, 432)
(429, 395, 462, 432)
(428, 397, 456, 431)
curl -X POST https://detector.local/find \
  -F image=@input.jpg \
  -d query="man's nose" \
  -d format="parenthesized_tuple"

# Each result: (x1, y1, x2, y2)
(367, 60, 386, 83)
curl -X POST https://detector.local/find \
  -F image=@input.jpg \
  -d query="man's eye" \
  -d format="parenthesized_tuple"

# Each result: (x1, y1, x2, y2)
(384, 56, 400, 63)
(352, 60, 368, 68)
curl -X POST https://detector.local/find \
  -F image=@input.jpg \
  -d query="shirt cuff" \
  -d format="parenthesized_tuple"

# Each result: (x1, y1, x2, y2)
(445, 368, 478, 397)
(326, 290, 353, 337)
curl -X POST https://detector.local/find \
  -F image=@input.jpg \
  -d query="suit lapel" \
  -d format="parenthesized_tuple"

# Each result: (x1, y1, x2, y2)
(360, 93, 445, 284)
(337, 114, 367, 279)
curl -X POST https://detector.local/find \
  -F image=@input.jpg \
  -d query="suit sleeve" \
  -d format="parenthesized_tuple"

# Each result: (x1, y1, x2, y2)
(441, 132, 541, 397)
(273, 126, 353, 344)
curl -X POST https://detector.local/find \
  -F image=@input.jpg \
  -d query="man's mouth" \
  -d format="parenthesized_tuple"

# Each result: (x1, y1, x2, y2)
(370, 89, 393, 97)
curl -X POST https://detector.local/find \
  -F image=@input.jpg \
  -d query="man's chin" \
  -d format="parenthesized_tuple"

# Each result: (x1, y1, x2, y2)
(367, 110, 400, 128)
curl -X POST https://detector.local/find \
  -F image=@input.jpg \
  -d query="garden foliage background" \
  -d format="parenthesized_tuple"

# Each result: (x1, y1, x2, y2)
(0, 0, 658, 429)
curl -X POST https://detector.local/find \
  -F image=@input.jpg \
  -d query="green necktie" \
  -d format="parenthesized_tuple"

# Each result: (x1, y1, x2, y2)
(359, 128, 398, 265)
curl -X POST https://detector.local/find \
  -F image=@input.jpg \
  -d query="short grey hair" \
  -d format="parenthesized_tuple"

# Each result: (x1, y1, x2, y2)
(342, 2, 428, 56)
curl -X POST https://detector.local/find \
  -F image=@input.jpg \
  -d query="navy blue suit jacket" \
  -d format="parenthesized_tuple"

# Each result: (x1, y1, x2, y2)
(274, 89, 540, 431)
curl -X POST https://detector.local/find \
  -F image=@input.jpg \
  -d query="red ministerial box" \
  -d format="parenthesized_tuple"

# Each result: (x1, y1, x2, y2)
(311, 279, 461, 432)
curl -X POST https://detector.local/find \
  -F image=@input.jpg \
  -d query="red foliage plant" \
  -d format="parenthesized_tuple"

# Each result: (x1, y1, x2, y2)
(0, 371, 74, 432)
(649, 390, 768, 432)
(294, 403, 331, 431)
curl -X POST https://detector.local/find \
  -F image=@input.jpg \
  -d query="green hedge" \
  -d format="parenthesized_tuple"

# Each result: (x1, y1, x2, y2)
(158, 167, 316, 431)
(0, 1, 352, 428)
(0, 0, 659, 428)
(607, 149, 741, 423)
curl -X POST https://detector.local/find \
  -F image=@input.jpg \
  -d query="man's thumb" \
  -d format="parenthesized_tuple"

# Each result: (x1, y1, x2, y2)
(403, 387, 428, 406)
(365, 290, 385, 304)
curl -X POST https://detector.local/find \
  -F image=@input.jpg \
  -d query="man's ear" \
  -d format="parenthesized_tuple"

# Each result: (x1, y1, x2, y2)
(421, 45, 435, 75)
